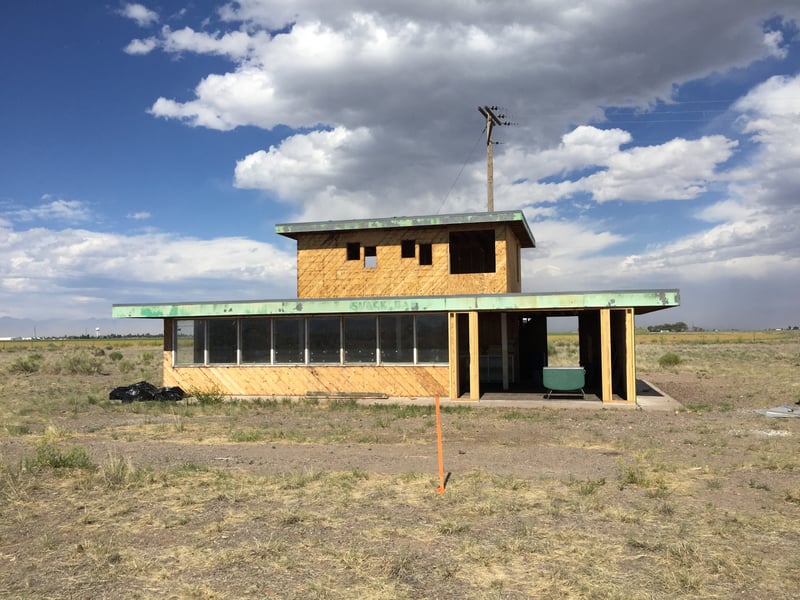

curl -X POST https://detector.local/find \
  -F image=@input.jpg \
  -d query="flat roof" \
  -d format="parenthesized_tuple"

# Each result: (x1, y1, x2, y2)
(275, 210, 536, 248)
(113, 289, 679, 319)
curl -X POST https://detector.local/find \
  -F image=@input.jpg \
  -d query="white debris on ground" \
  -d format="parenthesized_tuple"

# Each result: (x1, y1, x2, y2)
(754, 405, 800, 418)
(730, 429, 792, 437)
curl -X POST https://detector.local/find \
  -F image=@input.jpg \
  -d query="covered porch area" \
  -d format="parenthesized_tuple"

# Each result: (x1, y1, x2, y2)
(447, 290, 679, 404)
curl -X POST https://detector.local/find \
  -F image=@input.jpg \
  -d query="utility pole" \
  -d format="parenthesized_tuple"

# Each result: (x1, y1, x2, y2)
(478, 105, 509, 212)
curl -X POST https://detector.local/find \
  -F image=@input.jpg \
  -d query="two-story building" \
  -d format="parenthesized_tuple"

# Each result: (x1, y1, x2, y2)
(112, 210, 679, 403)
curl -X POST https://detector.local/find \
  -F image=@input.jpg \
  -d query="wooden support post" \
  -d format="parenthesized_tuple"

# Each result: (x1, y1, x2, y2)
(625, 308, 637, 404)
(501, 312, 509, 391)
(448, 312, 459, 400)
(599, 308, 612, 403)
(469, 311, 480, 400)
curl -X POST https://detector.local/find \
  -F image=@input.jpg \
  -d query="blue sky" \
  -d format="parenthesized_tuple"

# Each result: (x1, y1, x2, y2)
(1, 1, 800, 335)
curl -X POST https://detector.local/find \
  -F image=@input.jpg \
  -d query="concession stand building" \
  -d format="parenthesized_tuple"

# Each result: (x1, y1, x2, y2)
(112, 210, 679, 403)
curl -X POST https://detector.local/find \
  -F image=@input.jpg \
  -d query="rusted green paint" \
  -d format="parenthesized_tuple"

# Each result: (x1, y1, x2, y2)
(112, 289, 679, 319)
(275, 210, 536, 248)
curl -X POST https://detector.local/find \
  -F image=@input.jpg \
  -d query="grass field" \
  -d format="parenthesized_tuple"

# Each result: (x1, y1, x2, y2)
(1, 333, 799, 598)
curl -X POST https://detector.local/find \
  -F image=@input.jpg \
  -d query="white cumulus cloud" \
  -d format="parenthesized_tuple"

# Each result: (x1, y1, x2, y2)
(120, 3, 159, 27)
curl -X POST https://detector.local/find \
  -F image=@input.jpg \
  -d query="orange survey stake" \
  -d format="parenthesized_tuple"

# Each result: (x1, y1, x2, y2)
(435, 395, 446, 493)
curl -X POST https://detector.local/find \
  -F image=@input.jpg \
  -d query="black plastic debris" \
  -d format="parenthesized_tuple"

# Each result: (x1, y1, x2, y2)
(109, 381, 185, 403)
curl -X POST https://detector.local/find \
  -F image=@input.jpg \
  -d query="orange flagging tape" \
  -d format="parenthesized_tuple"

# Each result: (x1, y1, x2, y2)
(435, 395, 446, 493)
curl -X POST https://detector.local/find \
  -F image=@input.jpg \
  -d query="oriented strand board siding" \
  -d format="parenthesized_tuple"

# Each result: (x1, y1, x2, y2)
(296, 225, 515, 298)
(162, 352, 449, 397)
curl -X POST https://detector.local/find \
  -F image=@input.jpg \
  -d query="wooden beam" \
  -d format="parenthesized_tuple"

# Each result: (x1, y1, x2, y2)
(625, 308, 637, 404)
(469, 311, 480, 400)
(599, 308, 612, 402)
(448, 312, 459, 400)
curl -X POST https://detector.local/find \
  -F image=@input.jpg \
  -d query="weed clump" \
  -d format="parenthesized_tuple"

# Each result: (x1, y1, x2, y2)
(658, 351, 682, 368)
(8, 354, 44, 374)
(28, 436, 95, 471)
(189, 386, 226, 405)
(53, 351, 105, 375)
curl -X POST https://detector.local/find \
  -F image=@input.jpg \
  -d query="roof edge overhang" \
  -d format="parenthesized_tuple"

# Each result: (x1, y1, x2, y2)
(275, 210, 536, 248)
(112, 289, 679, 319)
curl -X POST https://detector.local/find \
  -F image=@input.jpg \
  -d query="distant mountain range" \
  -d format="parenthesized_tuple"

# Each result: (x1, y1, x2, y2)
(0, 317, 162, 339)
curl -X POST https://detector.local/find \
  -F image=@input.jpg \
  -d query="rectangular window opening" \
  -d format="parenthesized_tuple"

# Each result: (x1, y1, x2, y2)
(346, 242, 360, 261)
(308, 316, 341, 363)
(364, 245, 377, 269)
(449, 230, 496, 274)
(175, 319, 205, 365)
(379, 315, 414, 363)
(419, 242, 432, 265)
(241, 318, 270, 364)
(415, 314, 448, 363)
(401, 239, 415, 258)
(274, 318, 305, 364)
(208, 319, 238, 364)
(344, 316, 377, 363)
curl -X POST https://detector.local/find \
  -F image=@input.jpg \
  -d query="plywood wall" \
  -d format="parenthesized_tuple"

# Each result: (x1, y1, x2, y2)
(162, 352, 450, 398)
(296, 224, 521, 298)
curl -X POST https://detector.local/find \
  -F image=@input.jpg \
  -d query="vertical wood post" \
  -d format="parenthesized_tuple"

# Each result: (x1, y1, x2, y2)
(625, 308, 637, 404)
(600, 308, 612, 402)
(448, 312, 459, 400)
(469, 311, 480, 400)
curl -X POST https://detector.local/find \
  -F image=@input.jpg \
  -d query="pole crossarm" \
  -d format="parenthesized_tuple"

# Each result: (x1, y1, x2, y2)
(478, 105, 507, 212)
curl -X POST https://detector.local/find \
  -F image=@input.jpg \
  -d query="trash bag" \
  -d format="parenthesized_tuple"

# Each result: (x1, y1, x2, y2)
(109, 381, 185, 402)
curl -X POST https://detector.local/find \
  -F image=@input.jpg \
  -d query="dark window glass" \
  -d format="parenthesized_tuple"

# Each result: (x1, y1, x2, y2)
(401, 239, 415, 258)
(309, 317, 341, 363)
(416, 314, 448, 363)
(344, 316, 377, 363)
(449, 230, 496, 273)
(346, 242, 360, 260)
(176, 319, 204, 365)
(379, 315, 414, 363)
(274, 318, 305, 363)
(419, 243, 432, 265)
(241, 318, 270, 363)
(208, 319, 237, 364)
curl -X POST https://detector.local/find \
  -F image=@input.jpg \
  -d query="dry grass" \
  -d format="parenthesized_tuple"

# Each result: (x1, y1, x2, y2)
(1, 333, 799, 598)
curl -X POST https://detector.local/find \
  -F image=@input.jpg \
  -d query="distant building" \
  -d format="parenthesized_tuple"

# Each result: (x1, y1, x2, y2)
(113, 210, 679, 403)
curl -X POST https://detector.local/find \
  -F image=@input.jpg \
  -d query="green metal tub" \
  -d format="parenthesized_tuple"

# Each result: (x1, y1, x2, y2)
(542, 366, 585, 399)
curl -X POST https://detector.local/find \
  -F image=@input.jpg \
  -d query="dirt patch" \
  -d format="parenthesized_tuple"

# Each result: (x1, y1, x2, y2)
(1, 335, 800, 598)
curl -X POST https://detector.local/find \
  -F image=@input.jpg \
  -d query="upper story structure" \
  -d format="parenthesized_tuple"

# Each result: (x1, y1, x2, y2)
(275, 210, 535, 298)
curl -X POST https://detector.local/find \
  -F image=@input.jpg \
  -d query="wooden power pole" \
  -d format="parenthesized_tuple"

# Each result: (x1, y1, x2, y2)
(478, 105, 507, 212)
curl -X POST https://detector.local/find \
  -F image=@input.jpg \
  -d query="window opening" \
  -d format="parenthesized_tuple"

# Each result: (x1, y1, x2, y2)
(346, 242, 360, 261)
(379, 315, 414, 363)
(401, 239, 415, 258)
(274, 318, 305, 363)
(419, 243, 432, 265)
(175, 319, 205, 365)
(415, 314, 448, 363)
(364, 245, 377, 269)
(449, 229, 496, 274)
(241, 318, 270, 363)
(344, 316, 377, 363)
(208, 319, 238, 364)
(308, 316, 341, 363)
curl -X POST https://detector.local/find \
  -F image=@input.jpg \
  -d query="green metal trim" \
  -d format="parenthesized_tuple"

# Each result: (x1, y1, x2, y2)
(112, 289, 679, 319)
(275, 210, 536, 248)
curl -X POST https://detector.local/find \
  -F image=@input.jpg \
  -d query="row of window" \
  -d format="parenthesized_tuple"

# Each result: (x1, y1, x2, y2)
(344, 230, 495, 272)
(346, 240, 432, 267)
(174, 314, 449, 366)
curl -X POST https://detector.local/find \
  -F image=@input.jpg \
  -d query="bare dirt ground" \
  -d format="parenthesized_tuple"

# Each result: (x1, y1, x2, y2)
(1, 335, 799, 598)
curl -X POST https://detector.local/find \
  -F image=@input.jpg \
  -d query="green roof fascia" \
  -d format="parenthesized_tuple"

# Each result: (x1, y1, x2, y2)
(112, 289, 679, 319)
(275, 210, 536, 248)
